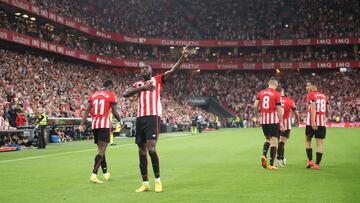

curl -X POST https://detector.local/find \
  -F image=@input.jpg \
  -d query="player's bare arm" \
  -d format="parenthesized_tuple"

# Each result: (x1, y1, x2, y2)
(253, 100, 260, 126)
(293, 109, 301, 126)
(123, 83, 155, 98)
(79, 102, 91, 132)
(110, 103, 122, 122)
(309, 102, 318, 130)
(276, 105, 284, 131)
(163, 45, 192, 81)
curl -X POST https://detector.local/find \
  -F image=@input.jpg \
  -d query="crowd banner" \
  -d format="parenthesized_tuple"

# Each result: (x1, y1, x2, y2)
(1, 0, 360, 48)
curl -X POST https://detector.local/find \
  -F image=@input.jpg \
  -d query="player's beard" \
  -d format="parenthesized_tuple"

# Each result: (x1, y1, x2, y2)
(142, 74, 151, 81)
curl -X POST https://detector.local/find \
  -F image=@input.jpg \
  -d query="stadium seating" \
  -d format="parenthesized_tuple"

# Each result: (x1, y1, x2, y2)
(27, 0, 360, 40)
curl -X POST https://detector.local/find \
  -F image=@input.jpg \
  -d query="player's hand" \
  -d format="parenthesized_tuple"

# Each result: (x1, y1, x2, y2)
(255, 117, 260, 127)
(78, 124, 84, 132)
(279, 123, 285, 132)
(182, 45, 190, 58)
(311, 123, 318, 130)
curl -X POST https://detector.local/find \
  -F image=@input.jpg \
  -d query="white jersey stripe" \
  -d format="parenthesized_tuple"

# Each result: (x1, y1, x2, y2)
(152, 89, 156, 115)
(140, 91, 144, 117)
(146, 91, 150, 115)
(136, 75, 163, 118)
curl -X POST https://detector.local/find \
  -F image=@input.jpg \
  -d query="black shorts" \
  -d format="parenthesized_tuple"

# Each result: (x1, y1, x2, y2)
(136, 116, 160, 145)
(262, 124, 280, 138)
(280, 130, 291, 138)
(191, 120, 197, 127)
(93, 128, 111, 144)
(306, 125, 326, 139)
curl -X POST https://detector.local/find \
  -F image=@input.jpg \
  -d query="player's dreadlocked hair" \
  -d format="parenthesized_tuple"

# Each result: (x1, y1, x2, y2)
(103, 80, 114, 88)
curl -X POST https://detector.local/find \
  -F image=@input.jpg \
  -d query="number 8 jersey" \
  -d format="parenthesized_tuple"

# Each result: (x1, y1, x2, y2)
(256, 88, 282, 124)
(306, 91, 328, 126)
(88, 91, 117, 129)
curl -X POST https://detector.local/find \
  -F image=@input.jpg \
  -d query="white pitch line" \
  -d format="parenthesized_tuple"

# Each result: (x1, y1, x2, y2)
(0, 133, 194, 163)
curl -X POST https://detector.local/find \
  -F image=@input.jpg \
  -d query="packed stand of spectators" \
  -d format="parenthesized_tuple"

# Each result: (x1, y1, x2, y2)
(291, 0, 360, 39)
(0, 48, 358, 135)
(1, 8, 359, 63)
(169, 70, 360, 126)
(0, 49, 213, 133)
(25, 0, 360, 40)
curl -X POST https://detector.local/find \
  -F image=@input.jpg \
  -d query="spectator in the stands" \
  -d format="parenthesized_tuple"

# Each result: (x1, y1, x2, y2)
(15, 110, 27, 127)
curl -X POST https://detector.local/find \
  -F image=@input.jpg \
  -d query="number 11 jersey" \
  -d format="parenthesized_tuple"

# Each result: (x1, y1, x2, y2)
(88, 91, 116, 129)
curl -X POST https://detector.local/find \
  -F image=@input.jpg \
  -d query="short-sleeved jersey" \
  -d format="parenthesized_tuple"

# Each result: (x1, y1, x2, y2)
(280, 96, 296, 130)
(306, 91, 328, 126)
(88, 90, 116, 129)
(256, 88, 281, 124)
(133, 75, 164, 118)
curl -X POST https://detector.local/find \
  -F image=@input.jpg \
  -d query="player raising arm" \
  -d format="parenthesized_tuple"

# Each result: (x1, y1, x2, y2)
(79, 80, 122, 184)
(254, 77, 284, 170)
(123, 46, 192, 193)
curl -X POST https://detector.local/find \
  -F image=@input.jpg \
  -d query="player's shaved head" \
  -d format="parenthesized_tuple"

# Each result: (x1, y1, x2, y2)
(268, 77, 279, 89)
(103, 80, 114, 88)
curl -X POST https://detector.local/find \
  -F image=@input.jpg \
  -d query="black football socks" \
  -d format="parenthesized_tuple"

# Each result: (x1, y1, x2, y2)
(263, 142, 270, 157)
(306, 148, 313, 161)
(92, 154, 103, 174)
(149, 151, 160, 179)
(139, 154, 148, 181)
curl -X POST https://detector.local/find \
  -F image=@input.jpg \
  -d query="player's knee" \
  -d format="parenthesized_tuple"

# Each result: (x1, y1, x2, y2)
(138, 148, 147, 155)
(148, 147, 156, 154)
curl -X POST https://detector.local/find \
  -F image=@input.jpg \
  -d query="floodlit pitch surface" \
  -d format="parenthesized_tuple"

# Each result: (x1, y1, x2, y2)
(0, 128, 359, 203)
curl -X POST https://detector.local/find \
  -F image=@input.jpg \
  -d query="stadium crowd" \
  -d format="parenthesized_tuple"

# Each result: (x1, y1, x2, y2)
(0, 11, 358, 63)
(25, 0, 360, 40)
(170, 69, 360, 125)
(0, 49, 213, 131)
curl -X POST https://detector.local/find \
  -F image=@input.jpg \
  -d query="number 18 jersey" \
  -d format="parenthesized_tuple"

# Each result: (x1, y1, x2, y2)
(306, 91, 328, 126)
(88, 90, 116, 129)
(256, 88, 281, 124)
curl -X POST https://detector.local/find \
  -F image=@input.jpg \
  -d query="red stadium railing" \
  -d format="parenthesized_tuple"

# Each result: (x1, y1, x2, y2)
(1, 28, 359, 70)
(0, 29, 360, 70)
(1, 0, 360, 48)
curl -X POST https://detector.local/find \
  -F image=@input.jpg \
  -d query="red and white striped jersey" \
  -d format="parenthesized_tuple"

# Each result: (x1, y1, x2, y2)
(88, 90, 116, 129)
(306, 91, 328, 126)
(257, 88, 281, 124)
(133, 75, 164, 117)
(280, 96, 296, 130)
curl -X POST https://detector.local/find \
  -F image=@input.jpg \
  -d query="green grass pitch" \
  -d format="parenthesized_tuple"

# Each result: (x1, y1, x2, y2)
(0, 128, 359, 203)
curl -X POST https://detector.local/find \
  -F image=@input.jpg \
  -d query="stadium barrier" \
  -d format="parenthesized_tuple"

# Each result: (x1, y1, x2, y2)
(1, 0, 360, 48)
(1, 29, 360, 70)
